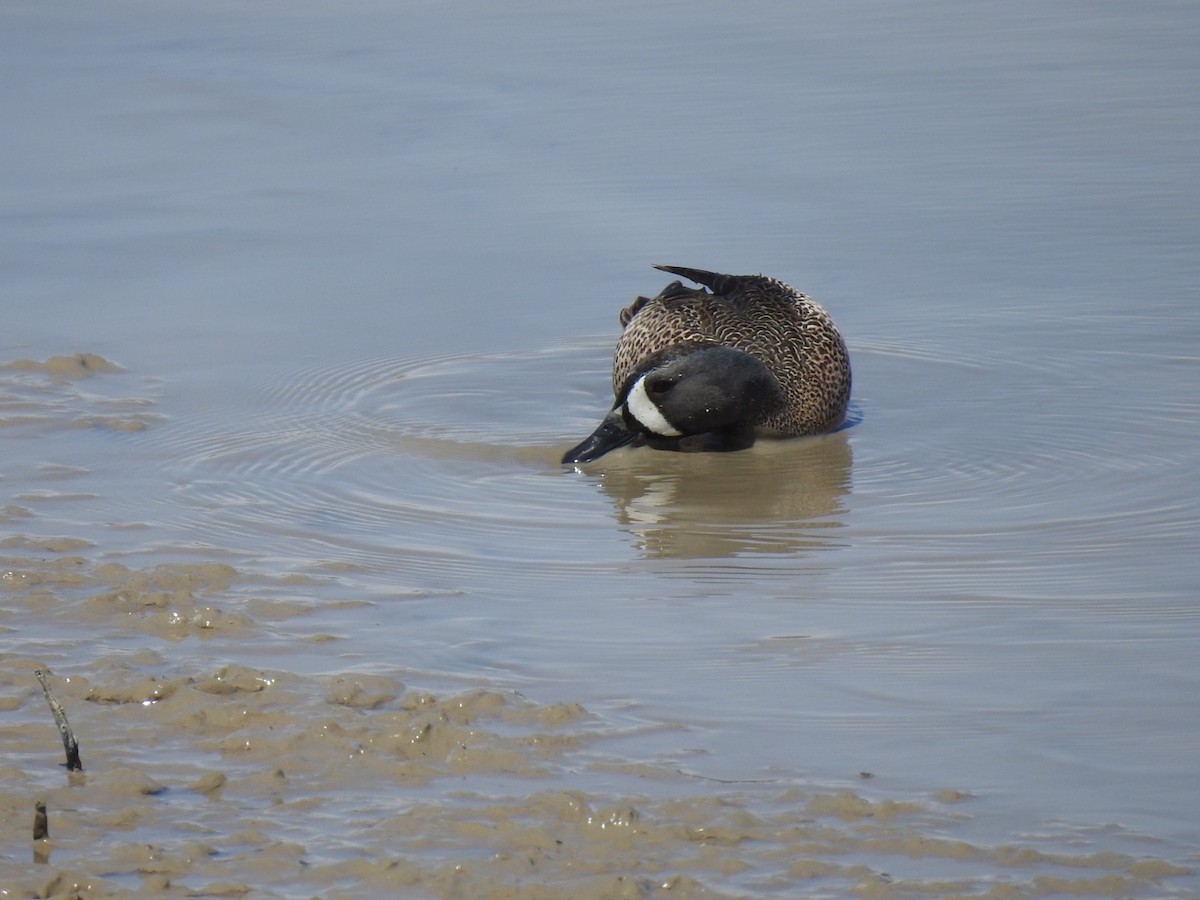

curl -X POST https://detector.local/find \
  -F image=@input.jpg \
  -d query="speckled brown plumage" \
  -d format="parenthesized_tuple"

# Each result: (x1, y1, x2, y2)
(612, 266, 851, 436)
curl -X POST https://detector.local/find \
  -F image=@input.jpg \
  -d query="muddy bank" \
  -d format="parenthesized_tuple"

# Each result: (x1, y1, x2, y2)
(0, 557, 1191, 897)
(1, 658, 1190, 897)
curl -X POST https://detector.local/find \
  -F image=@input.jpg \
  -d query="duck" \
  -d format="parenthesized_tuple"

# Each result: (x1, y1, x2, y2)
(562, 266, 851, 464)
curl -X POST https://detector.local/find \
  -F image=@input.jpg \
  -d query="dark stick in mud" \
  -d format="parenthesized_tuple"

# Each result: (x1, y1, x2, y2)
(35, 670, 83, 771)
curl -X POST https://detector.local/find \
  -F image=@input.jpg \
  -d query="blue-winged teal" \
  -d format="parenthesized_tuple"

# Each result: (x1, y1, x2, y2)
(562, 266, 851, 464)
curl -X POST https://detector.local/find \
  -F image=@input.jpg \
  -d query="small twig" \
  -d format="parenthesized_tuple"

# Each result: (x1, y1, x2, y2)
(35, 670, 83, 771)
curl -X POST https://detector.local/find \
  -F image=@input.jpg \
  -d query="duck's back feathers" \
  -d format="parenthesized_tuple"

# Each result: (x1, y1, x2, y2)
(613, 267, 851, 437)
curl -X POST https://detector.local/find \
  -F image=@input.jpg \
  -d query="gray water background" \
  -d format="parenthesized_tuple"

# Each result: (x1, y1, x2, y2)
(3, 0, 1199, 886)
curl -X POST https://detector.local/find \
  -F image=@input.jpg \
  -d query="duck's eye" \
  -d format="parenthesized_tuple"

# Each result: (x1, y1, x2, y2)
(648, 377, 675, 396)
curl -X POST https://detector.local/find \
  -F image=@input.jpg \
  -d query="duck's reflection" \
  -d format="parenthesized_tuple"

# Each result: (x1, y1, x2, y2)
(578, 431, 852, 560)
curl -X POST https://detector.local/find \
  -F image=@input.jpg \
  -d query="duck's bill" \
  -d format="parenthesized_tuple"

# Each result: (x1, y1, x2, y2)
(561, 410, 637, 464)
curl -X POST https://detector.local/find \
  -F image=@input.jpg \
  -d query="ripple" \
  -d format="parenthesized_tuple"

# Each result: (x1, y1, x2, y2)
(113, 339, 858, 592)
(124, 334, 1198, 613)
(143, 344, 636, 582)
(831, 335, 1200, 611)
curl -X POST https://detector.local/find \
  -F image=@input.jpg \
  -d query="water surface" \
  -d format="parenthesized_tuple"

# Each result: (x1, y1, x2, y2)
(2, 1, 1198, 896)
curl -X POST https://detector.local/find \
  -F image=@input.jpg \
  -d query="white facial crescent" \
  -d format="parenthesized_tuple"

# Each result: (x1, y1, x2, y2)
(624, 374, 682, 437)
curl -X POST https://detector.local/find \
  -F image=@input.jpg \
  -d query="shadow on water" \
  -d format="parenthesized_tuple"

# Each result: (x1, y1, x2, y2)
(568, 431, 853, 560)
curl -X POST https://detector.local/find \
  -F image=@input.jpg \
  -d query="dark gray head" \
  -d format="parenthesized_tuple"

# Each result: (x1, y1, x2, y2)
(562, 344, 786, 464)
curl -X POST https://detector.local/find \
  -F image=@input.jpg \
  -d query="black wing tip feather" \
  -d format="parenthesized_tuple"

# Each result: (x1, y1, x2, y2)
(653, 264, 717, 284)
(652, 265, 741, 294)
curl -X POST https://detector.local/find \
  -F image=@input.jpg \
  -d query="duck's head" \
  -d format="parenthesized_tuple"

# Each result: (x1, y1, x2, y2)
(562, 344, 785, 465)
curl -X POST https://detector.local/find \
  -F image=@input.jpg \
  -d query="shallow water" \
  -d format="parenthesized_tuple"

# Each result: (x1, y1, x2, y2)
(3, 1, 1199, 897)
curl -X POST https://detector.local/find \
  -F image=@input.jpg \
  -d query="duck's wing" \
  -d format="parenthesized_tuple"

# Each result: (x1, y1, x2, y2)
(619, 276, 711, 328)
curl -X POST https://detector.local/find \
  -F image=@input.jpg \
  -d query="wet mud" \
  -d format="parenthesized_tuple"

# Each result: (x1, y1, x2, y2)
(0, 558, 1190, 898)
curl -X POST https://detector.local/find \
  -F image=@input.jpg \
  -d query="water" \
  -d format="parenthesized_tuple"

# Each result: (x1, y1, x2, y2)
(2, 1, 1198, 896)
